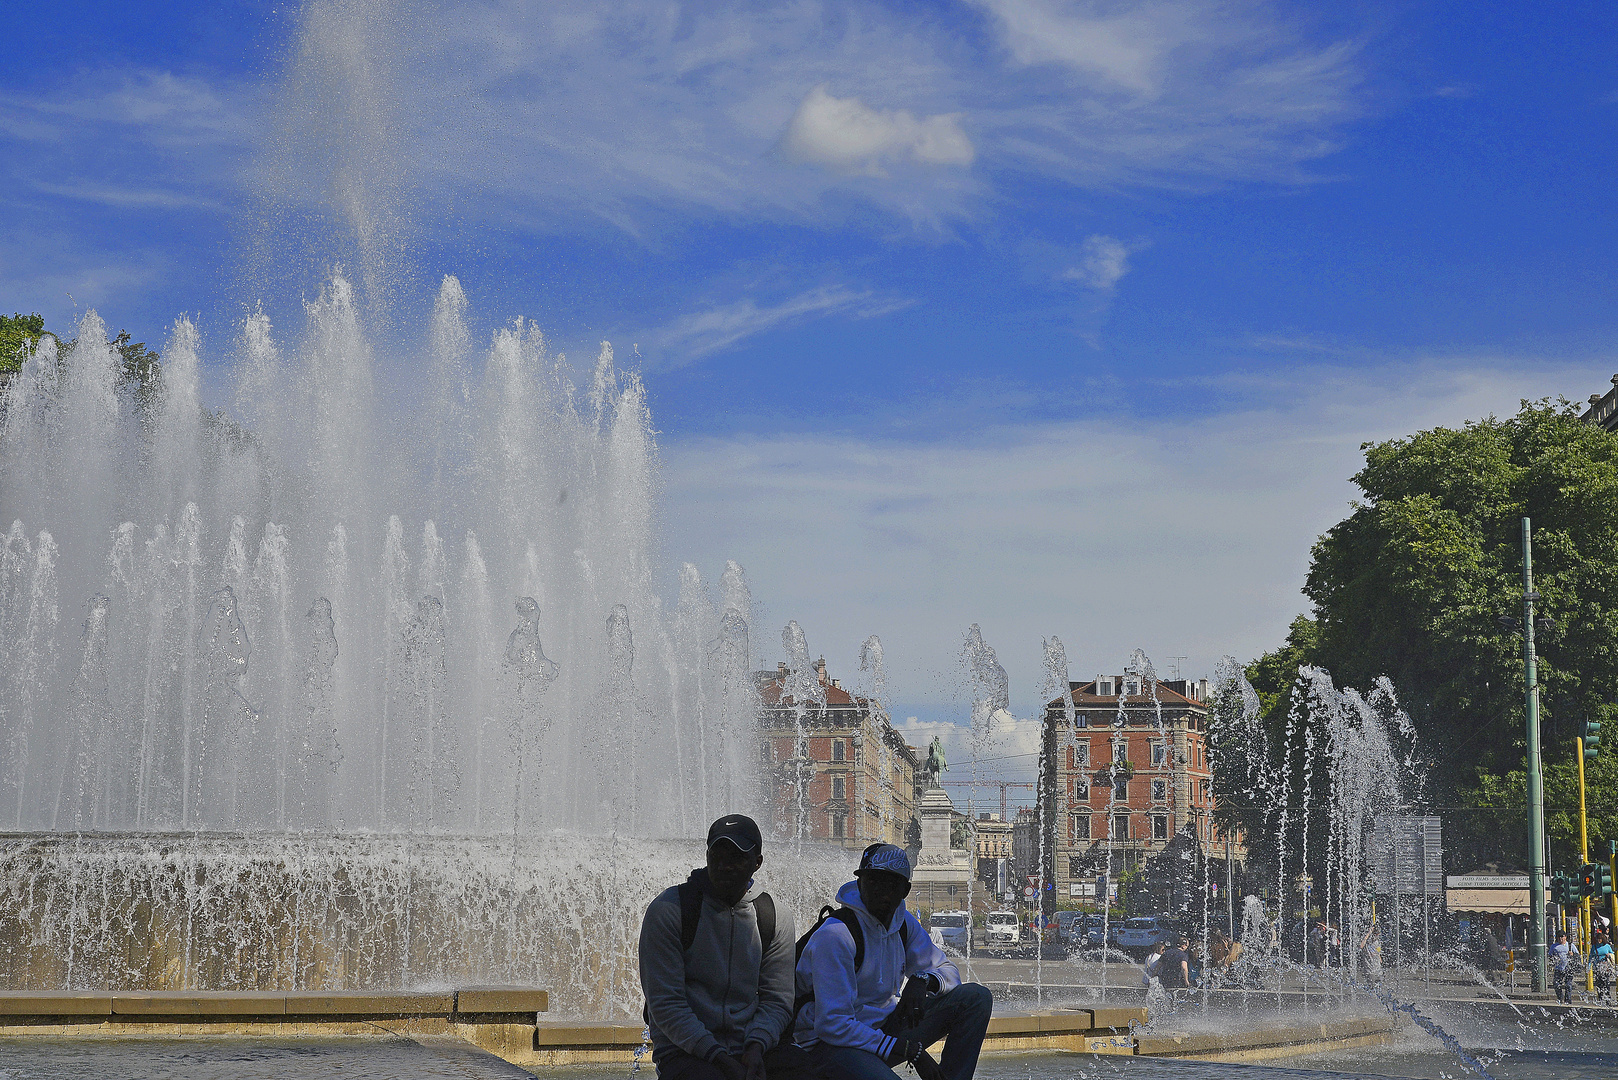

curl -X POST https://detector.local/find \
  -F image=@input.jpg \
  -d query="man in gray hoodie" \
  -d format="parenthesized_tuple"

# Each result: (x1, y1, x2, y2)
(639, 814, 797, 1080)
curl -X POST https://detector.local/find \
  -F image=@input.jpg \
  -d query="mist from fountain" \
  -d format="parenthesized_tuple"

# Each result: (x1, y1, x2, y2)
(0, 282, 761, 840)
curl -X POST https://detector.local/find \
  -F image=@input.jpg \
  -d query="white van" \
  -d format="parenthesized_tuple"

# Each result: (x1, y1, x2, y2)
(985, 910, 1021, 949)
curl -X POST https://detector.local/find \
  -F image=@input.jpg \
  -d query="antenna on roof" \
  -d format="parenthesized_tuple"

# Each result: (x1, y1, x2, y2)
(1167, 657, 1187, 681)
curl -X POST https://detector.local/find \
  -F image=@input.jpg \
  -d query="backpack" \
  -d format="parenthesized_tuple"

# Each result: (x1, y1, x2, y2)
(677, 879, 776, 954)
(791, 905, 909, 1020)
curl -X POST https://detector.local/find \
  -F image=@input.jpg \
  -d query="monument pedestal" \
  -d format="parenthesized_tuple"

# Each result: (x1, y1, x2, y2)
(909, 787, 971, 911)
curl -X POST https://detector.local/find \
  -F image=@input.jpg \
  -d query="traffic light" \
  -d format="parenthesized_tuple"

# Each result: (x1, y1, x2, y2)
(1600, 863, 1615, 898)
(1550, 872, 1568, 907)
(1582, 718, 1603, 760)
(1580, 862, 1602, 899)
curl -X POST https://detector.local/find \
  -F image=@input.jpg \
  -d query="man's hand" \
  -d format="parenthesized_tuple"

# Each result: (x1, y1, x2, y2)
(885, 973, 940, 1033)
(741, 1043, 766, 1080)
(912, 1049, 946, 1080)
(882, 1039, 921, 1067)
(711, 1050, 746, 1080)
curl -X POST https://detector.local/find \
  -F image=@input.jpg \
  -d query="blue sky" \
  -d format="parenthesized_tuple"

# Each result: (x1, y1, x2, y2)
(4, 1, 1616, 793)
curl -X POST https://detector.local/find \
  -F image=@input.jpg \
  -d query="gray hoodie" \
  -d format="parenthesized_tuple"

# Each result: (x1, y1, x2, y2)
(638, 871, 796, 1062)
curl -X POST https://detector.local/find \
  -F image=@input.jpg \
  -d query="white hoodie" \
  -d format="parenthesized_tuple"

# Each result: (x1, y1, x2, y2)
(793, 879, 962, 1057)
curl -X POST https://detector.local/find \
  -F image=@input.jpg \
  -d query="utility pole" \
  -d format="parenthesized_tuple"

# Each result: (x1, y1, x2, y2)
(1522, 517, 1548, 993)
(1578, 727, 1593, 992)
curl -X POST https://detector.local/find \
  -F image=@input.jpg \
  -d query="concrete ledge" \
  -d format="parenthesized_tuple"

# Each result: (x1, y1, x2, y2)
(456, 987, 548, 1015)
(283, 992, 456, 1017)
(112, 992, 290, 1016)
(1136, 1016, 1396, 1061)
(0, 992, 113, 1016)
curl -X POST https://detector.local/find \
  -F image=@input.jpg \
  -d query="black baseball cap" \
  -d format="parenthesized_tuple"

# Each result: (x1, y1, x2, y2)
(707, 814, 762, 853)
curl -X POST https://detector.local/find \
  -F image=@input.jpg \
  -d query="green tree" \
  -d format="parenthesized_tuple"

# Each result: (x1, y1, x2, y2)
(1, 313, 49, 378)
(1293, 399, 1618, 870)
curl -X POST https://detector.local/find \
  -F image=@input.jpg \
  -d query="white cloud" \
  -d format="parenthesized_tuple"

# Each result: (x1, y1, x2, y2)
(646, 286, 909, 367)
(663, 356, 1599, 719)
(781, 85, 974, 173)
(30, 182, 223, 211)
(1063, 234, 1136, 290)
(972, 0, 1174, 93)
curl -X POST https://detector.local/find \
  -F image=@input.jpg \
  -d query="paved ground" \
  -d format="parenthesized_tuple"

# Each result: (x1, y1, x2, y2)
(944, 955, 1618, 1014)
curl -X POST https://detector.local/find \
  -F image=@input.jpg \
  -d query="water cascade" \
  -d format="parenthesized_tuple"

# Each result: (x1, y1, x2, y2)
(961, 624, 1009, 972)
(0, 278, 789, 999)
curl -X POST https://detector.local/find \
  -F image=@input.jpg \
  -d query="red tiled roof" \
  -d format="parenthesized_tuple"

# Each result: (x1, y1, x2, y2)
(758, 674, 859, 708)
(1046, 681, 1199, 708)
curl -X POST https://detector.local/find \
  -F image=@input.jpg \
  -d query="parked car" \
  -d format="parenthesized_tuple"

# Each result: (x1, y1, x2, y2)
(985, 910, 1021, 949)
(1115, 916, 1178, 954)
(1056, 911, 1109, 950)
(929, 910, 970, 953)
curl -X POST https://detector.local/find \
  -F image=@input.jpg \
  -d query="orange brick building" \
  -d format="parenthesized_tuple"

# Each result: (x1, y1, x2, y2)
(757, 658, 920, 850)
(1038, 674, 1247, 903)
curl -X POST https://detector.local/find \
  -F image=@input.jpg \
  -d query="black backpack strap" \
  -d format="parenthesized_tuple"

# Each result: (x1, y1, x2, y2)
(678, 879, 705, 952)
(836, 908, 866, 970)
(754, 892, 776, 954)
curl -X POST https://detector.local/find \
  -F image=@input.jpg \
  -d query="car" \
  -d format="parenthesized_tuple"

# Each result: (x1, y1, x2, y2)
(985, 910, 1021, 949)
(928, 910, 970, 953)
(1114, 916, 1178, 953)
(1055, 911, 1108, 950)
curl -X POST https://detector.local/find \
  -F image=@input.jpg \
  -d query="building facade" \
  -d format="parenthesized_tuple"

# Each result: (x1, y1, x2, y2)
(1038, 674, 1247, 906)
(1581, 374, 1618, 432)
(757, 658, 920, 850)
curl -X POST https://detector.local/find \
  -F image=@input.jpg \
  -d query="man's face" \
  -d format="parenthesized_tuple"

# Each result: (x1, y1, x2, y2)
(856, 870, 910, 924)
(706, 839, 762, 898)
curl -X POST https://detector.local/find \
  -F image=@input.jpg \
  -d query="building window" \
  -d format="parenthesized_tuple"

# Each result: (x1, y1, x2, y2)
(1112, 814, 1129, 840)
(1151, 779, 1167, 801)
(1072, 780, 1090, 802)
(1113, 777, 1128, 801)
(1153, 815, 1169, 840)
(832, 814, 845, 839)
(1113, 740, 1128, 763)
(1075, 714, 1088, 729)
(1070, 740, 1090, 767)
(1070, 814, 1091, 840)
(832, 740, 845, 762)
(1150, 742, 1167, 766)
(832, 776, 845, 801)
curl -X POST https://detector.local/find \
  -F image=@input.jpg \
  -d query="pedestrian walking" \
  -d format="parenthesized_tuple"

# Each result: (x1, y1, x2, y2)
(1550, 932, 1577, 1005)
(1593, 932, 1616, 1005)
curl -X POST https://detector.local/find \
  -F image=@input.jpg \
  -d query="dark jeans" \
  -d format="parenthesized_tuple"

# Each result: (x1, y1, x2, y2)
(805, 982, 993, 1080)
(654, 1043, 817, 1080)
(1553, 969, 1573, 1004)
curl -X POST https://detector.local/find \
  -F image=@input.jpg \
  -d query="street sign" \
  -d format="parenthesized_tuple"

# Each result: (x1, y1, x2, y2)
(1372, 815, 1443, 895)
(1023, 885, 1036, 901)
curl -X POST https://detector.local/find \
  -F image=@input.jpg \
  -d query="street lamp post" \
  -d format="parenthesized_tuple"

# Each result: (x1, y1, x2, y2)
(1522, 517, 1549, 993)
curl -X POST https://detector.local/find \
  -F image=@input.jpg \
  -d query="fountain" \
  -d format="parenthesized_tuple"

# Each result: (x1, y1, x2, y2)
(0, 279, 865, 1010)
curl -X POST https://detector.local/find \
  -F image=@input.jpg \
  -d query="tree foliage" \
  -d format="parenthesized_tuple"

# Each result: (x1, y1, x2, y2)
(1, 313, 48, 377)
(1271, 399, 1618, 870)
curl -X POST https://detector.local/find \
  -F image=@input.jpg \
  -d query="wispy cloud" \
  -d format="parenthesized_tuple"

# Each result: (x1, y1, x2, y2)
(241, 0, 1372, 238)
(662, 356, 1600, 709)
(646, 285, 909, 367)
(1063, 235, 1139, 291)
(31, 182, 224, 211)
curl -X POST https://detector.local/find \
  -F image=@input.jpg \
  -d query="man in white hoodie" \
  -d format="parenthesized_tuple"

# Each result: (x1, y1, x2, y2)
(794, 843, 993, 1080)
